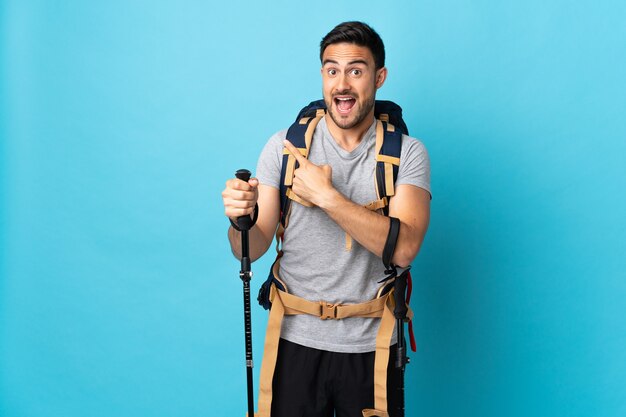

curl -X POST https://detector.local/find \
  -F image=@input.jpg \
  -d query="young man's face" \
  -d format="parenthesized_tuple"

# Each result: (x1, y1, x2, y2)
(321, 42, 387, 131)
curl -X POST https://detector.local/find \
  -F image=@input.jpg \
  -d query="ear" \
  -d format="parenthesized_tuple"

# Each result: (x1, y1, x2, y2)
(375, 67, 388, 89)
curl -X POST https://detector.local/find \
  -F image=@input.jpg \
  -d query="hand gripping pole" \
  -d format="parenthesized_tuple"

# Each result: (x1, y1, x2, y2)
(234, 169, 256, 417)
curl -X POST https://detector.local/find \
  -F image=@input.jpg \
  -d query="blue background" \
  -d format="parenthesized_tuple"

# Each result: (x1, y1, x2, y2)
(1, 1, 625, 416)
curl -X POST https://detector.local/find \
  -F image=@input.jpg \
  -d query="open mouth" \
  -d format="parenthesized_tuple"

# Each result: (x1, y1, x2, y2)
(334, 96, 356, 114)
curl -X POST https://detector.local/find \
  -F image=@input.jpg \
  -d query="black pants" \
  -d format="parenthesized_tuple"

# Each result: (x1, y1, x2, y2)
(271, 339, 403, 417)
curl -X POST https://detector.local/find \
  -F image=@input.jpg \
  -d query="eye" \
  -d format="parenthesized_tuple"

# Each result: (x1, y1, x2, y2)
(327, 68, 337, 76)
(350, 69, 362, 76)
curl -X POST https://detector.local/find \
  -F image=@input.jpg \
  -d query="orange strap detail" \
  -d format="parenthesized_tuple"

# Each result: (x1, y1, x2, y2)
(256, 286, 286, 417)
(364, 197, 388, 212)
(346, 233, 353, 251)
(304, 112, 322, 151)
(361, 295, 396, 416)
(385, 162, 395, 197)
(375, 120, 384, 156)
(283, 148, 308, 187)
(276, 286, 388, 319)
(286, 188, 314, 207)
(375, 154, 400, 166)
(362, 410, 390, 417)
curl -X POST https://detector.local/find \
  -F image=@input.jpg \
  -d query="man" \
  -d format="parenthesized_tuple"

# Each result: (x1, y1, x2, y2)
(222, 21, 430, 417)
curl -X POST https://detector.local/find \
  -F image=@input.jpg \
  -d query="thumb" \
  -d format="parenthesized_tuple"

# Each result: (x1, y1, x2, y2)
(321, 165, 332, 176)
(249, 178, 259, 188)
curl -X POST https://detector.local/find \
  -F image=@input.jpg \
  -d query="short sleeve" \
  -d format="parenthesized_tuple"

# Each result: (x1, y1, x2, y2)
(255, 130, 288, 190)
(396, 136, 431, 197)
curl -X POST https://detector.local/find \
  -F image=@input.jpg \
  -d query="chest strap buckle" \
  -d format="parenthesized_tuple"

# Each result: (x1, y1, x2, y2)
(320, 302, 338, 320)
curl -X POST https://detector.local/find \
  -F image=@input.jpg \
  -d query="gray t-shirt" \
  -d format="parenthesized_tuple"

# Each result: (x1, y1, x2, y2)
(256, 116, 430, 353)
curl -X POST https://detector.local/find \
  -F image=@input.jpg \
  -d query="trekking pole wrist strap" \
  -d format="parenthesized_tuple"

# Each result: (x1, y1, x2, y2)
(230, 203, 259, 231)
(383, 216, 400, 271)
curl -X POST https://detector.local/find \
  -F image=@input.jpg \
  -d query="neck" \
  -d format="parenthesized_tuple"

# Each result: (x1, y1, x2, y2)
(325, 110, 376, 152)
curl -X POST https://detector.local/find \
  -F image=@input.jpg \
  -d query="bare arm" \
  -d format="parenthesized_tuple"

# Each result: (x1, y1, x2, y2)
(222, 179, 280, 262)
(285, 140, 430, 267)
(316, 184, 429, 266)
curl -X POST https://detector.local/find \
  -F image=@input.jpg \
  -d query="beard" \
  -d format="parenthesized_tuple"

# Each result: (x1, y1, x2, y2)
(325, 93, 375, 130)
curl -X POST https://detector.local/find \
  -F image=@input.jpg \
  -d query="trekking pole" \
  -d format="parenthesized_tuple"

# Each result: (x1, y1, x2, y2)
(393, 267, 411, 417)
(232, 169, 258, 417)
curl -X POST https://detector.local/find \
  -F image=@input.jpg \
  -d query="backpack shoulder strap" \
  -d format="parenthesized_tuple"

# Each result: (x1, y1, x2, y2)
(278, 101, 326, 228)
(374, 118, 404, 216)
(372, 100, 406, 216)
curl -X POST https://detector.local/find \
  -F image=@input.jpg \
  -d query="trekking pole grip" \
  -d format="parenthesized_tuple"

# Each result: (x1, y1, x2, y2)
(232, 169, 258, 231)
(393, 272, 408, 320)
(235, 169, 251, 182)
(394, 270, 409, 370)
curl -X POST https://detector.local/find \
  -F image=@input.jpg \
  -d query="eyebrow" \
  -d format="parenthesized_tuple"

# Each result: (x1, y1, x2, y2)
(322, 59, 369, 66)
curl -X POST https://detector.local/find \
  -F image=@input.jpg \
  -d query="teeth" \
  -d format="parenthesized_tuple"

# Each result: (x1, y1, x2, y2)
(337, 97, 353, 101)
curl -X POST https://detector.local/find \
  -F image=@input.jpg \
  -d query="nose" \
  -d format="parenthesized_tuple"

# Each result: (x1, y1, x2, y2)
(335, 73, 351, 94)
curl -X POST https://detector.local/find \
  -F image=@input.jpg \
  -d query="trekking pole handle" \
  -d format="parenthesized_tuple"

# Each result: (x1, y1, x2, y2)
(394, 269, 410, 370)
(394, 271, 409, 320)
(232, 169, 258, 231)
(235, 169, 252, 182)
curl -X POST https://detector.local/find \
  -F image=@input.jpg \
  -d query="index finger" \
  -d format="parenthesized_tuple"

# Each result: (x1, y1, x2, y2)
(230, 178, 254, 191)
(283, 140, 307, 165)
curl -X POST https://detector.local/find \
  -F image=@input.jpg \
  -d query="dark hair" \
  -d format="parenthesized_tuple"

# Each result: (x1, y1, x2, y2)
(320, 21, 385, 69)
